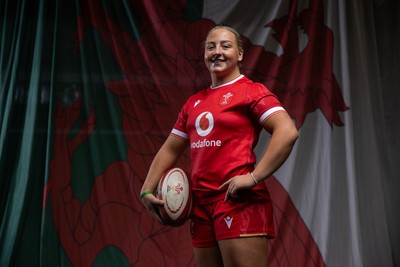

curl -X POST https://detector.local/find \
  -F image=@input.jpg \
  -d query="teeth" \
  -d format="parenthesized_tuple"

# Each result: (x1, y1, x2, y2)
(211, 55, 221, 62)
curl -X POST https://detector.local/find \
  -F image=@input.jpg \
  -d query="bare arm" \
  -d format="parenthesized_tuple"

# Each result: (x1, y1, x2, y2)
(140, 134, 188, 209)
(252, 111, 298, 181)
(220, 111, 298, 200)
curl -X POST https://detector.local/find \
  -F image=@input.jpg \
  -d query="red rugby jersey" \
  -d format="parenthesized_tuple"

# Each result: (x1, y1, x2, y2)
(171, 75, 284, 204)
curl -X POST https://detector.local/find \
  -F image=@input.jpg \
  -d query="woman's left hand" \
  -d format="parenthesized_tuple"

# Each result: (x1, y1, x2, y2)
(219, 173, 257, 201)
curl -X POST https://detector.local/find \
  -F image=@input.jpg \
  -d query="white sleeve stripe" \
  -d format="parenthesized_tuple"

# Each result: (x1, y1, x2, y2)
(259, 106, 285, 124)
(171, 129, 189, 139)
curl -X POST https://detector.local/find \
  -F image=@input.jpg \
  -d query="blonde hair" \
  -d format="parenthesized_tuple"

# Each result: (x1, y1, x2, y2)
(206, 25, 243, 53)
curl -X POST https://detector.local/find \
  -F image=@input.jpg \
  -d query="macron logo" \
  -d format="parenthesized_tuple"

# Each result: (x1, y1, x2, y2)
(194, 100, 201, 107)
(224, 216, 233, 229)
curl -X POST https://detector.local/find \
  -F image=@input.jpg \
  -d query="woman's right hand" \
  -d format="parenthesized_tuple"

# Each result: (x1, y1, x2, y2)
(141, 193, 165, 224)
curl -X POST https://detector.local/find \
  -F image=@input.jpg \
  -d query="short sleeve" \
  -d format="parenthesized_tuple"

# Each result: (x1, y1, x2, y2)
(171, 103, 189, 140)
(248, 83, 285, 125)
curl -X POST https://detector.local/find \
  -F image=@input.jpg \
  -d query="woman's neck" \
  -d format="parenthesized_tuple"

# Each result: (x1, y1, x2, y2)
(210, 74, 244, 89)
(210, 70, 242, 88)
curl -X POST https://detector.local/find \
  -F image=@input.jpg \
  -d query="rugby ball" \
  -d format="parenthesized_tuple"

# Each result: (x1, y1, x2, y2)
(156, 168, 192, 226)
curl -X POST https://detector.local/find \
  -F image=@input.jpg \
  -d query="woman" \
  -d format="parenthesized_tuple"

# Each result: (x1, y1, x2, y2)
(140, 25, 298, 267)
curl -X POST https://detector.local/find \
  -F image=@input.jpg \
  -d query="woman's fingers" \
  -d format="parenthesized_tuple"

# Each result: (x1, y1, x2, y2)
(223, 179, 239, 201)
(221, 174, 256, 201)
(141, 194, 164, 210)
(141, 194, 166, 224)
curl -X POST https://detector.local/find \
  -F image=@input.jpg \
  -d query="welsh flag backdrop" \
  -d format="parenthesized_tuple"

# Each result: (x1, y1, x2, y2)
(1, 0, 399, 267)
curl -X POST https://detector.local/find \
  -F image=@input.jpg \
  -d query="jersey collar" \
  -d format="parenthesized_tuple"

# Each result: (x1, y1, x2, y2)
(210, 75, 244, 90)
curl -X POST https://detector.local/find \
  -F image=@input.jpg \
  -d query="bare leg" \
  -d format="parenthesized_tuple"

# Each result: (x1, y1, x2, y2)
(218, 237, 268, 267)
(193, 246, 224, 267)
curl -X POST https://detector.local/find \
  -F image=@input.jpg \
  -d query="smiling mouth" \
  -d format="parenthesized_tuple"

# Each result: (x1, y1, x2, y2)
(210, 55, 225, 63)
(211, 58, 225, 64)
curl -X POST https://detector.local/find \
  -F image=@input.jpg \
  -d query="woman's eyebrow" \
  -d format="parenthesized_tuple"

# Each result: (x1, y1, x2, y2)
(206, 40, 233, 44)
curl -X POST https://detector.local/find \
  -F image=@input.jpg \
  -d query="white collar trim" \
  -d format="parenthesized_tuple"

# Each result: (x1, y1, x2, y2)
(210, 75, 244, 89)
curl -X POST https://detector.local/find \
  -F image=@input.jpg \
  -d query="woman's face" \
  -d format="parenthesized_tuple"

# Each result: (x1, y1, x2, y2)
(204, 28, 243, 77)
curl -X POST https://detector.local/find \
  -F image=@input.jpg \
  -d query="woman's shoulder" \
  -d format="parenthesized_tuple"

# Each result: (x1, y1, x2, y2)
(238, 76, 274, 95)
(181, 88, 208, 108)
(188, 88, 208, 99)
(241, 77, 267, 89)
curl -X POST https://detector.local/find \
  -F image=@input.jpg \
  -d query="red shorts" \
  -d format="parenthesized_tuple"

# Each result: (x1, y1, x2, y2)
(190, 190, 275, 248)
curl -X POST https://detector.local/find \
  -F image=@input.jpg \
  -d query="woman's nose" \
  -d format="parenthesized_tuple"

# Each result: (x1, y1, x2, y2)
(214, 45, 222, 54)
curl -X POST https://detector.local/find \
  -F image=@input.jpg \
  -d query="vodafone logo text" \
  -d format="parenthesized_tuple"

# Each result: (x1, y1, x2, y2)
(191, 139, 221, 149)
(192, 111, 221, 149)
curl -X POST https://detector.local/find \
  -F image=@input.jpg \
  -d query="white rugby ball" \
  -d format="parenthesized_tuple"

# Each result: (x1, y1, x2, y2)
(156, 168, 192, 226)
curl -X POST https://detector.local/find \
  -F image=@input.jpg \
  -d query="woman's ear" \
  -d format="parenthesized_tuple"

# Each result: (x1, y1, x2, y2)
(238, 50, 244, 62)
